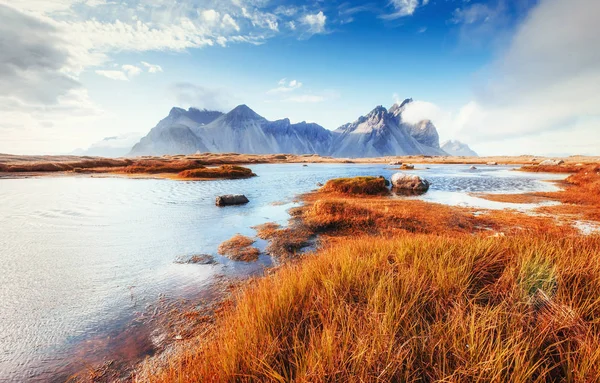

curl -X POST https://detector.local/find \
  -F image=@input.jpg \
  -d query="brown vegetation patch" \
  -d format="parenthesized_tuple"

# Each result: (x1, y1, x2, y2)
(217, 235, 260, 262)
(533, 165, 600, 221)
(119, 159, 206, 174)
(264, 227, 314, 259)
(136, 234, 600, 382)
(177, 165, 256, 180)
(520, 164, 583, 173)
(253, 222, 313, 259)
(252, 222, 281, 240)
(299, 193, 491, 236)
(320, 176, 389, 196)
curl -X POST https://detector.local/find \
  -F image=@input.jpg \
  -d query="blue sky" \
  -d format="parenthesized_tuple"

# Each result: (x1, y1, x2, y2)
(1, 0, 598, 155)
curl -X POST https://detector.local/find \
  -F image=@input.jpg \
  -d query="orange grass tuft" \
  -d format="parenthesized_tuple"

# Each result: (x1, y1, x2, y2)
(319, 176, 389, 196)
(177, 165, 256, 179)
(217, 235, 260, 262)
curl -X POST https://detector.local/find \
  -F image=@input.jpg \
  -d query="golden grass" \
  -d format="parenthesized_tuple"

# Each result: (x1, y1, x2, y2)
(532, 165, 600, 221)
(177, 165, 256, 179)
(520, 165, 584, 173)
(319, 176, 389, 196)
(136, 234, 600, 382)
(131, 165, 600, 382)
(217, 235, 260, 262)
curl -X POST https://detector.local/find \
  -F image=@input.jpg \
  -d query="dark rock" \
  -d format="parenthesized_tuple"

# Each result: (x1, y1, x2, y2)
(216, 194, 249, 206)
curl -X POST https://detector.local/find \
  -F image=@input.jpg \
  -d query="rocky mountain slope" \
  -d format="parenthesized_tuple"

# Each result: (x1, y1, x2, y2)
(441, 140, 478, 157)
(130, 101, 450, 157)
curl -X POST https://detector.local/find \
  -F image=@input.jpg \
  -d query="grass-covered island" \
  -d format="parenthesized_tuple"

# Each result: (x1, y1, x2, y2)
(125, 163, 600, 382)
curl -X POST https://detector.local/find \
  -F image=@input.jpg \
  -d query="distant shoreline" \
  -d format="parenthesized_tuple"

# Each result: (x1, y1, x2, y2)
(2, 152, 599, 181)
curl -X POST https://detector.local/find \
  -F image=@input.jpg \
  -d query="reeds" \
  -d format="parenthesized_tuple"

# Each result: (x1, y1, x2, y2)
(136, 234, 600, 382)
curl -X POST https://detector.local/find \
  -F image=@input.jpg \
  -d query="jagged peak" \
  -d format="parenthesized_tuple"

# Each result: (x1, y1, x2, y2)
(368, 105, 388, 115)
(227, 104, 262, 119)
(399, 98, 413, 108)
(168, 107, 186, 116)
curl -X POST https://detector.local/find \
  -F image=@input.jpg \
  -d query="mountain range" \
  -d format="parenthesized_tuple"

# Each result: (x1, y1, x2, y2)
(129, 99, 476, 158)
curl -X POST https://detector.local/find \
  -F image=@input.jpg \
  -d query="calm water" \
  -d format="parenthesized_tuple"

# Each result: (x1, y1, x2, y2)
(0, 164, 564, 381)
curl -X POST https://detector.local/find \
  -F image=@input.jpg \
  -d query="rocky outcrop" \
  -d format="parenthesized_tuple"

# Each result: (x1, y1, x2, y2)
(539, 159, 565, 166)
(391, 173, 430, 192)
(215, 194, 249, 206)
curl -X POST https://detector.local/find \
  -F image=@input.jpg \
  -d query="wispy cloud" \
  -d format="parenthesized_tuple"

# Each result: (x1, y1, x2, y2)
(267, 79, 303, 94)
(141, 62, 163, 73)
(122, 65, 141, 78)
(95, 70, 129, 81)
(169, 82, 233, 111)
(383, 0, 427, 20)
(301, 11, 327, 35)
(451, 3, 497, 25)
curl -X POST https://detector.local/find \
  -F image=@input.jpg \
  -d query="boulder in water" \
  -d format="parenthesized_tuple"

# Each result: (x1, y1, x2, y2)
(216, 194, 249, 206)
(391, 173, 430, 192)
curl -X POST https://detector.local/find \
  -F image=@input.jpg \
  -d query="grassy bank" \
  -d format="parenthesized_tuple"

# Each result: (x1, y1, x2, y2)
(137, 233, 600, 382)
(133, 169, 600, 382)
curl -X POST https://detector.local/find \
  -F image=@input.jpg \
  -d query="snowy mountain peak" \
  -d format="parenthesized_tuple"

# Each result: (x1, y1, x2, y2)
(367, 105, 388, 117)
(168, 107, 186, 117)
(226, 104, 264, 121)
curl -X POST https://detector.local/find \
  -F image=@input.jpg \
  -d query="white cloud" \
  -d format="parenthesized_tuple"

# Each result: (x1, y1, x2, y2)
(141, 61, 163, 73)
(95, 70, 129, 81)
(202, 9, 220, 23)
(222, 14, 240, 31)
(399, 0, 600, 156)
(301, 11, 326, 35)
(383, 0, 426, 19)
(451, 3, 496, 25)
(267, 79, 303, 94)
(122, 64, 141, 77)
(169, 82, 233, 111)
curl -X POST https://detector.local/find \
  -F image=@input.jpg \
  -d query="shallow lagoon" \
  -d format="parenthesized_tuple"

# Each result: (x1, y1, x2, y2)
(0, 163, 565, 381)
